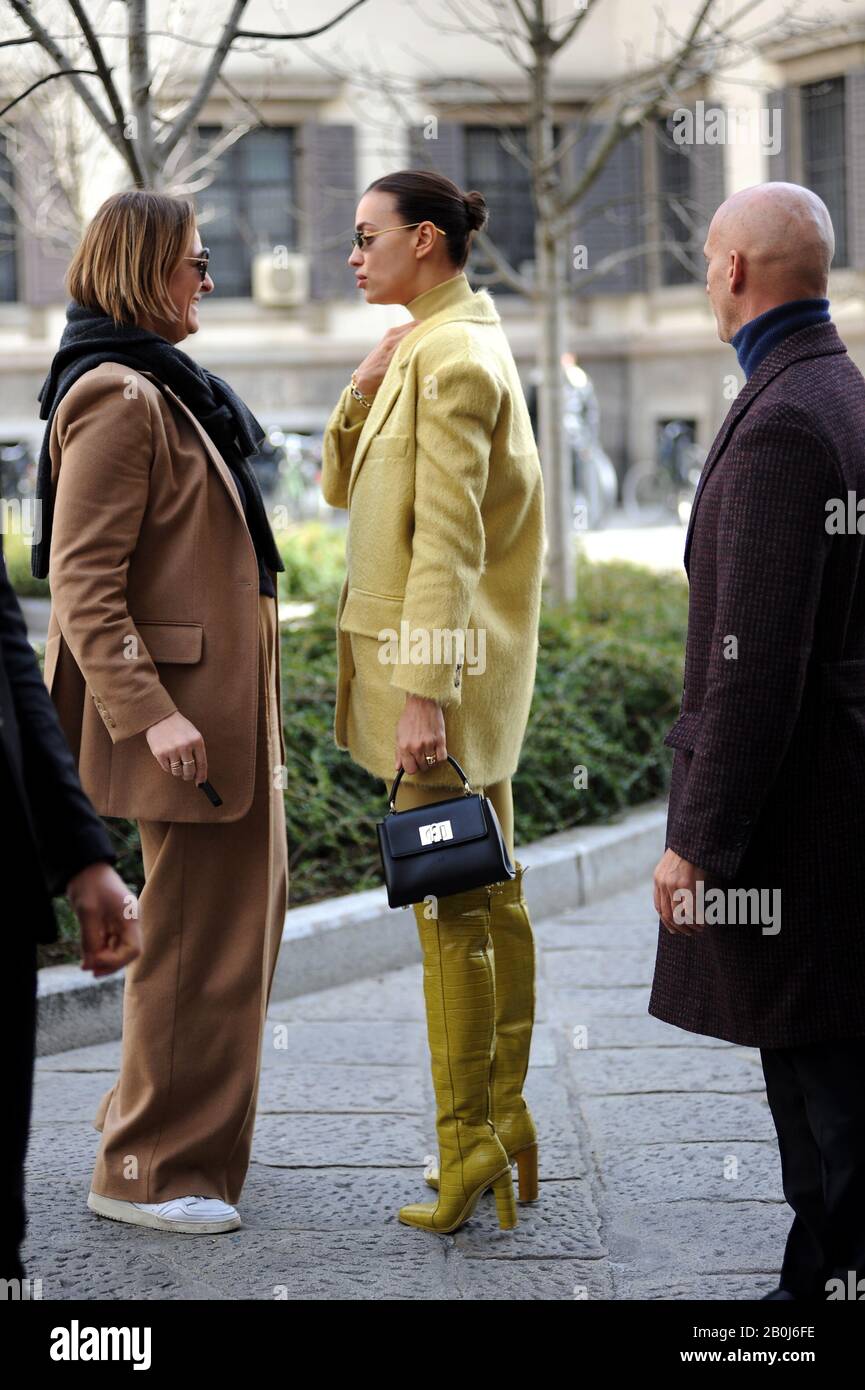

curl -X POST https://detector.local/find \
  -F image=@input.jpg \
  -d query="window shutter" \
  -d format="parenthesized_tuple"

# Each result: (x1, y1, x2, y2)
(20, 233, 68, 307)
(765, 87, 796, 183)
(408, 122, 466, 186)
(303, 123, 357, 299)
(569, 123, 646, 294)
(845, 71, 865, 269)
(688, 126, 726, 245)
(8, 124, 71, 305)
(0, 136, 17, 302)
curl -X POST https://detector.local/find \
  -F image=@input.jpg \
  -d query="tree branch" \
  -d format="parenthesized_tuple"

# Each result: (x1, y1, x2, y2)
(554, 0, 719, 225)
(6, 0, 133, 170)
(572, 236, 700, 290)
(236, 0, 371, 41)
(0, 67, 97, 121)
(66, 0, 145, 184)
(157, 0, 250, 162)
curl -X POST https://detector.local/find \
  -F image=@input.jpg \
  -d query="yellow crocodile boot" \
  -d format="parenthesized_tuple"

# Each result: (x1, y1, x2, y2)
(399, 884, 517, 1234)
(424, 863, 539, 1202)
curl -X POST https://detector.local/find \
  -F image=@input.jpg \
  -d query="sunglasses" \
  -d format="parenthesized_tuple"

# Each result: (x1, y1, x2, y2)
(183, 248, 211, 280)
(350, 223, 447, 252)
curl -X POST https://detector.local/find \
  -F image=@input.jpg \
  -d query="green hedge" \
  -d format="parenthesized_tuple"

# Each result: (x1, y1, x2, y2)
(4, 529, 50, 599)
(4, 521, 348, 601)
(34, 551, 686, 965)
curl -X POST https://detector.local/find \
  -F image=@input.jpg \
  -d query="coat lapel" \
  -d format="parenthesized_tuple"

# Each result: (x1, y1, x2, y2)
(683, 323, 848, 576)
(346, 354, 411, 508)
(346, 277, 500, 510)
(136, 370, 252, 538)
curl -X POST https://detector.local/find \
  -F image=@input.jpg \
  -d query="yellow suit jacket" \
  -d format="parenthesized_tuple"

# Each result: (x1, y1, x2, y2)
(321, 271, 546, 790)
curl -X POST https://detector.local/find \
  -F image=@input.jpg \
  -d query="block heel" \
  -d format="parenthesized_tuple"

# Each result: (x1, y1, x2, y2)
(514, 1142, 539, 1202)
(492, 1168, 518, 1229)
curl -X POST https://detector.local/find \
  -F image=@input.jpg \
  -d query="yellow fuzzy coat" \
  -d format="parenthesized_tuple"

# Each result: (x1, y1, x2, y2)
(321, 271, 546, 791)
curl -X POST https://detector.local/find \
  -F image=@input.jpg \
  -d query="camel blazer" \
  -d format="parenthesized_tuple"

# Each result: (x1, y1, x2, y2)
(321, 272, 546, 789)
(42, 361, 285, 823)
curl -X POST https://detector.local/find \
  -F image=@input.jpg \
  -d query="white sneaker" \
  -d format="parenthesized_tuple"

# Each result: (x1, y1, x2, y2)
(87, 1190, 241, 1233)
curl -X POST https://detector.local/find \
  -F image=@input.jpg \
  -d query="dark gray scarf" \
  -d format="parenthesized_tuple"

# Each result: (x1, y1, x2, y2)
(32, 299, 285, 587)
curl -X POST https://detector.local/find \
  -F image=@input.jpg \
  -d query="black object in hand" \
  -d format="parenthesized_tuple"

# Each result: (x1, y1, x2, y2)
(197, 779, 223, 807)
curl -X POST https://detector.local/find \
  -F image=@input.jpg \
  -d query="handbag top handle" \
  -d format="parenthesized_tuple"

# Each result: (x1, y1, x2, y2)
(387, 754, 474, 813)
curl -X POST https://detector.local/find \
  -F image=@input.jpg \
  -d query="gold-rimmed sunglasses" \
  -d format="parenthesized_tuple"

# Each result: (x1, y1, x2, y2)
(183, 247, 211, 280)
(350, 223, 447, 252)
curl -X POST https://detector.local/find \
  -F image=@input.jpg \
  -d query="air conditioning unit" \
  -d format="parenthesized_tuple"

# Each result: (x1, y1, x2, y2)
(252, 252, 310, 307)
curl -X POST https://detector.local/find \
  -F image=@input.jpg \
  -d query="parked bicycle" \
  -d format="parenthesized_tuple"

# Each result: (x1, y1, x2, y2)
(622, 420, 706, 525)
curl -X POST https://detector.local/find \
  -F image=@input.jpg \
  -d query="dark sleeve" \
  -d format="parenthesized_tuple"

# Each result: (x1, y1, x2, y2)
(666, 407, 840, 879)
(0, 540, 117, 896)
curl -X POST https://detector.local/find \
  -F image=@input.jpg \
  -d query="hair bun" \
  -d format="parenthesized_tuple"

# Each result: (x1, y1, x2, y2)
(463, 189, 488, 233)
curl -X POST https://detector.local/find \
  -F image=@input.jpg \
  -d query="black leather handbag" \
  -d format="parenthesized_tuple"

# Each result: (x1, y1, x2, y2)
(376, 754, 515, 909)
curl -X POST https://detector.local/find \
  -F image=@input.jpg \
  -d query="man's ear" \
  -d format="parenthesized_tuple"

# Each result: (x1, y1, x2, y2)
(726, 249, 736, 289)
(728, 248, 746, 295)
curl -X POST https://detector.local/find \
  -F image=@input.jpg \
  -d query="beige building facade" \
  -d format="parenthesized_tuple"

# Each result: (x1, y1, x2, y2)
(1, 1, 864, 485)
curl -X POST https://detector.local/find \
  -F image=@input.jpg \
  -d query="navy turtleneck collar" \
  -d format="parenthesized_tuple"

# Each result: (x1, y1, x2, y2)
(731, 297, 831, 379)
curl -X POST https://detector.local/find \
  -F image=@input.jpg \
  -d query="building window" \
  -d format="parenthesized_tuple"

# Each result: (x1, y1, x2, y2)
(656, 115, 696, 286)
(801, 76, 847, 269)
(196, 126, 298, 297)
(0, 138, 18, 303)
(463, 125, 538, 285)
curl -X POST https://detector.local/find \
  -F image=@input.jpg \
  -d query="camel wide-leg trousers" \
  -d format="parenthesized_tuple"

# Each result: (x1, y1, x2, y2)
(90, 592, 289, 1207)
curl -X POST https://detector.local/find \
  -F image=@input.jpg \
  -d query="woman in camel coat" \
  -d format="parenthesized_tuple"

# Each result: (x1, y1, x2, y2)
(321, 169, 546, 1235)
(37, 190, 289, 1235)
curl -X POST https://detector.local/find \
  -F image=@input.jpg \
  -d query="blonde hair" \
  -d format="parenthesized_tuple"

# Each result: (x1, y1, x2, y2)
(66, 190, 197, 326)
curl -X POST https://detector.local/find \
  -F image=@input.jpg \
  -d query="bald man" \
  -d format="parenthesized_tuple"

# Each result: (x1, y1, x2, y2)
(649, 182, 865, 1302)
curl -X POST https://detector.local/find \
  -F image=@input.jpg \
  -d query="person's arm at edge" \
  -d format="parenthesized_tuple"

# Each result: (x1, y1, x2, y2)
(0, 537, 116, 897)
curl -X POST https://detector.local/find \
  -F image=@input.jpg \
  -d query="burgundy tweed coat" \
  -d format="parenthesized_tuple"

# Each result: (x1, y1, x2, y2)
(648, 321, 865, 1047)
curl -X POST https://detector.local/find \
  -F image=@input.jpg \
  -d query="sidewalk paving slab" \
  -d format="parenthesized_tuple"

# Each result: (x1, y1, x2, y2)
(23, 882, 785, 1300)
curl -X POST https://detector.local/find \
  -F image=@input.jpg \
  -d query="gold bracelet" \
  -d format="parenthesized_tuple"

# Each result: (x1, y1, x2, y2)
(350, 370, 373, 409)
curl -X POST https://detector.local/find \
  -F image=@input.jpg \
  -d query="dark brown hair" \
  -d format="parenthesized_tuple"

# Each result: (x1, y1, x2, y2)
(364, 169, 488, 270)
(66, 189, 197, 326)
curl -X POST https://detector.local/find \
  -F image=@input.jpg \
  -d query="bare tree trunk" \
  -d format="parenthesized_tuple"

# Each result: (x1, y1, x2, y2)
(128, 0, 156, 188)
(536, 211, 570, 604)
(530, 3, 572, 603)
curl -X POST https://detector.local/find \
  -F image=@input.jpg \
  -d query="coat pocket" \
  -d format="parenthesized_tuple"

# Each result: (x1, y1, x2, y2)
(364, 433, 410, 460)
(134, 620, 204, 664)
(338, 587, 403, 639)
(662, 708, 703, 751)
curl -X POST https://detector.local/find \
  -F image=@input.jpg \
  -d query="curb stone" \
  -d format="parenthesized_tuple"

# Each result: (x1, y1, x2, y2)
(35, 798, 668, 1056)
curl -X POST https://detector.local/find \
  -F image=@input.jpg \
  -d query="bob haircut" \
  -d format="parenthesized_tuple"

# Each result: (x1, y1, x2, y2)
(66, 189, 197, 327)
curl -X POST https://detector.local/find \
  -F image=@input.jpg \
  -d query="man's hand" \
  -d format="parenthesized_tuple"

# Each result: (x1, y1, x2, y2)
(66, 861, 142, 978)
(653, 848, 709, 937)
(353, 323, 417, 400)
(396, 694, 447, 775)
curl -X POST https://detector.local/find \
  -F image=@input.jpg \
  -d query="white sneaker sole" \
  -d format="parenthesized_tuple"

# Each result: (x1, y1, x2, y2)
(87, 1190, 241, 1234)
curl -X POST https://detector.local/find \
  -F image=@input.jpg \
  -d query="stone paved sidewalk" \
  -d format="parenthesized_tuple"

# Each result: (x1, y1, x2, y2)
(22, 882, 788, 1300)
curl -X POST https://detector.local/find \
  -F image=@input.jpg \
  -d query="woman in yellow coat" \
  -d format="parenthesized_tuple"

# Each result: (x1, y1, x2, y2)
(321, 169, 546, 1234)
